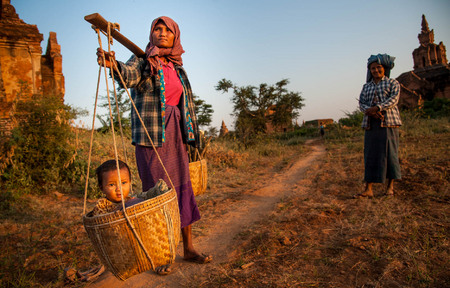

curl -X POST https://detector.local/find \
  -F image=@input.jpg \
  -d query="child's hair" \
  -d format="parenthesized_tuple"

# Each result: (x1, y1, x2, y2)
(96, 160, 131, 188)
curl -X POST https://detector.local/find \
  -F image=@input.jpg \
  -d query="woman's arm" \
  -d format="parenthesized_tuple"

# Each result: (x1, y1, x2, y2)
(97, 48, 144, 88)
(114, 55, 145, 89)
(359, 85, 372, 112)
(359, 84, 384, 119)
(377, 79, 400, 111)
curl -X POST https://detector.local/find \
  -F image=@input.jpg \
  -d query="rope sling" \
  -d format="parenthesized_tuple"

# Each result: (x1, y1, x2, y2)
(82, 22, 180, 279)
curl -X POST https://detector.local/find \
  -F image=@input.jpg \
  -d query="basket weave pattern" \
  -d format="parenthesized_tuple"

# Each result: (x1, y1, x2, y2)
(189, 159, 207, 196)
(83, 189, 180, 280)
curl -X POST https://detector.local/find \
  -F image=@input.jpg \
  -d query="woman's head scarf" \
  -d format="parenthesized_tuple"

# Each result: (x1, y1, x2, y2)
(366, 53, 395, 83)
(145, 16, 185, 76)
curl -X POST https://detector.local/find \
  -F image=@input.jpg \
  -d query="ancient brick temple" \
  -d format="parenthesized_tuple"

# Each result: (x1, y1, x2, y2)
(397, 15, 449, 109)
(0, 0, 64, 132)
(219, 120, 229, 137)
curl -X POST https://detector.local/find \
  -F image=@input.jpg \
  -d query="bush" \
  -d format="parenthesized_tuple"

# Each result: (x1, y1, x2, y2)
(1, 95, 85, 195)
(338, 110, 363, 127)
(421, 98, 450, 119)
(282, 126, 318, 138)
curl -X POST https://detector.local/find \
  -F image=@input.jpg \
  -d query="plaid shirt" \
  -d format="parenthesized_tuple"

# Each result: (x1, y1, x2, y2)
(359, 76, 402, 129)
(115, 55, 199, 147)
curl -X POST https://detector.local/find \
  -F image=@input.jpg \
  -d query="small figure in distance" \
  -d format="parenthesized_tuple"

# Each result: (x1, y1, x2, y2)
(319, 122, 325, 138)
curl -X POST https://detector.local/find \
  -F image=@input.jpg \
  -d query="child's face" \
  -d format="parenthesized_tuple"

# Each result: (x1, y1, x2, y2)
(100, 168, 131, 203)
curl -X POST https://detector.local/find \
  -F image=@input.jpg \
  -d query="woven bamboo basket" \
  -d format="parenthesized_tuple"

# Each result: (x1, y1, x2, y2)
(189, 159, 207, 196)
(83, 188, 180, 280)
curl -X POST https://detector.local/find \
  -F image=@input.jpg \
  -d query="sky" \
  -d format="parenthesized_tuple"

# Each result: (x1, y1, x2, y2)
(11, 0, 450, 131)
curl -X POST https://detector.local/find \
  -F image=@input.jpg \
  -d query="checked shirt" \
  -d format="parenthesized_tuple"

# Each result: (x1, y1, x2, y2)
(359, 76, 402, 129)
(114, 55, 199, 147)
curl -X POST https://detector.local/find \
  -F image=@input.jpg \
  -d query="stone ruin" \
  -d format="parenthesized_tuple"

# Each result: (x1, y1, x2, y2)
(219, 120, 229, 137)
(397, 15, 449, 109)
(0, 0, 64, 133)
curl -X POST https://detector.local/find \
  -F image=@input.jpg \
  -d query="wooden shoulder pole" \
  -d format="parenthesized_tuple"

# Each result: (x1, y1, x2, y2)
(84, 13, 146, 58)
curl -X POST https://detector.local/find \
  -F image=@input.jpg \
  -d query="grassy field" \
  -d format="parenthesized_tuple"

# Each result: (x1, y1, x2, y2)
(0, 125, 304, 287)
(1, 114, 449, 287)
(186, 114, 449, 288)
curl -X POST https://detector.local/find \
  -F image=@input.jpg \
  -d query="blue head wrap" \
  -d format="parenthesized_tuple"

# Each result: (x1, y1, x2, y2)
(366, 53, 395, 82)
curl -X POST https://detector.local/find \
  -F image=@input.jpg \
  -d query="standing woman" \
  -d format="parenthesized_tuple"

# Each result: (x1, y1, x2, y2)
(355, 54, 402, 198)
(97, 16, 212, 275)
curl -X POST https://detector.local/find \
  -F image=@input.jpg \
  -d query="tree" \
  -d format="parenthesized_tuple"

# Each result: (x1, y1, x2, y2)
(216, 78, 304, 141)
(96, 87, 131, 133)
(205, 126, 218, 137)
(270, 79, 305, 128)
(193, 94, 214, 129)
(338, 110, 364, 127)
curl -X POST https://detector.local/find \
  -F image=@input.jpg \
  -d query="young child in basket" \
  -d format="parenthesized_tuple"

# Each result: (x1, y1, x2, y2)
(92, 159, 169, 216)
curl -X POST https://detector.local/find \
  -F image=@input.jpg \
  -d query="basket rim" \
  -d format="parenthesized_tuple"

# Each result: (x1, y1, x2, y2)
(83, 188, 176, 227)
(189, 158, 207, 165)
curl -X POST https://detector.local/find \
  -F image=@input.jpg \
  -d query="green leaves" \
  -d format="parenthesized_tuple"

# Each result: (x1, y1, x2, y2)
(1, 94, 83, 194)
(216, 78, 305, 146)
(193, 94, 214, 128)
(96, 87, 131, 133)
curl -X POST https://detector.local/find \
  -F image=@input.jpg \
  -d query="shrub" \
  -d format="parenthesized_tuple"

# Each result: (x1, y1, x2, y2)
(338, 110, 364, 127)
(284, 126, 318, 138)
(1, 95, 85, 195)
(421, 98, 450, 119)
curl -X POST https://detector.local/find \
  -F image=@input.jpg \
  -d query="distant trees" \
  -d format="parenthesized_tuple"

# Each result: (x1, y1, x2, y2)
(216, 78, 304, 143)
(96, 87, 131, 133)
(96, 89, 214, 136)
(193, 94, 214, 129)
(205, 126, 218, 138)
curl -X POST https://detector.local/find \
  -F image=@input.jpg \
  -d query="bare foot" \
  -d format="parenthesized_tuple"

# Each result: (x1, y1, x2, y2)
(183, 252, 212, 264)
(354, 182, 374, 198)
(353, 190, 374, 199)
(155, 264, 172, 275)
(385, 187, 394, 196)
(385, 179, 395, 196)
(182, 225, 213, 264)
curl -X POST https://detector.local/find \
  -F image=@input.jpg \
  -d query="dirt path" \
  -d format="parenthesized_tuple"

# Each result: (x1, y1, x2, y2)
(86, 140, 326, 288)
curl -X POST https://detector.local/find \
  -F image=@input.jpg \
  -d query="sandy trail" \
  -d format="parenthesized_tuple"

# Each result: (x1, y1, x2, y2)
(86, 140, 325, 288)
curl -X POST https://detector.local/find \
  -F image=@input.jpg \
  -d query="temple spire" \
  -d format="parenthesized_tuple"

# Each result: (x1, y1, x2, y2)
(418, 14, 434, 46)
(413, 14, 447, 69)
(219, 120, 229, 137)
(421, 14, 429, 33)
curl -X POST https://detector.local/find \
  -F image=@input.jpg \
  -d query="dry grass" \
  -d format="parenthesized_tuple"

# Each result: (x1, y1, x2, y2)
(0, 130, 301, 287)
(1, 116, 448, 287)
(187, 117, 449, 288)
(197, 138, 304, 226)
(0, 193, 99, 287)
(0, 128, 138, 288)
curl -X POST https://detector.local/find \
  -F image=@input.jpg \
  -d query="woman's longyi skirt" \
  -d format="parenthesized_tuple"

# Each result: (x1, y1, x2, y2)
(135, 105, 200, 228)
(364, 117, 401, 183)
